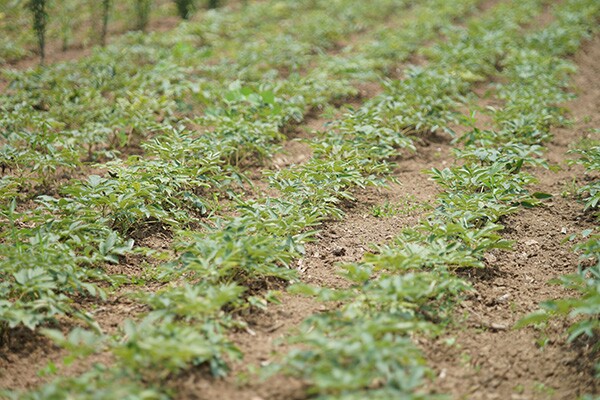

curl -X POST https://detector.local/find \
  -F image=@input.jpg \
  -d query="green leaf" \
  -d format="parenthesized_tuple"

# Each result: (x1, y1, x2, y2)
(532, 192, 553, 200)
(514, 310, 550, 329)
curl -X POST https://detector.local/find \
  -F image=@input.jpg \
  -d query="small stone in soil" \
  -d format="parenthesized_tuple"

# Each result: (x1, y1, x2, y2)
(495, 293, 511, 304)
(490, 323, 508, 331)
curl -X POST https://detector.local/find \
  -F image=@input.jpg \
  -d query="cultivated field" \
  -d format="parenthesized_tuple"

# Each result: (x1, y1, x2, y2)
(1, 0, 599, 399)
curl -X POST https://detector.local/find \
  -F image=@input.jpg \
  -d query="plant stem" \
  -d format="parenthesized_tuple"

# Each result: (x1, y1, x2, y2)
(101, 0, 111, 46)
(28, 0, 48, 65)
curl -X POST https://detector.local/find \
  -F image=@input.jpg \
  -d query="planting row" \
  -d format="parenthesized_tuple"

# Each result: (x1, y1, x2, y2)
(0, 0, 476, 338)
(265, 0, 600, 398)
(0, 0, 489, 397)
(6, 0, 599, 397)
(2, 0, 467, 196)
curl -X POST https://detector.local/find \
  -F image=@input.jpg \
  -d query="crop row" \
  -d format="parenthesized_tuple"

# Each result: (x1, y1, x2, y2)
(0, 0, 477, 337)
(2, 0, 476, 195)
(1, 0, 414, 336)
(488, 0, 600, 386)
(516, 74, 600, 394)
(264, 0, 600, 398)
(4, 0, 598, 398)
(0, 0, 487, 398)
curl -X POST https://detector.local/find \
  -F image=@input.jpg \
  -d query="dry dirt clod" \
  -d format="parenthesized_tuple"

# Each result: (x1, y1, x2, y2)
(265, 322, 284, 333)
(494, 293, 511, 304)
(484, 253, 498, 264)
(297, 259, 307, 273)
(489, 323, 508, 331)
(331, 246, 346, 256)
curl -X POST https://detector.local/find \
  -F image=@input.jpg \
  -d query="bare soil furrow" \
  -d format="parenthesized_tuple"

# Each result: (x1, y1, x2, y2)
(422, 34, 600, 400)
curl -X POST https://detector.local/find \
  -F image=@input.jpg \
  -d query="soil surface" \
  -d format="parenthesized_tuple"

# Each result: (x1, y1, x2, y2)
(1, 6, 599, 400)
(424, 35, 600, 400)
(169, 34, 600, 400)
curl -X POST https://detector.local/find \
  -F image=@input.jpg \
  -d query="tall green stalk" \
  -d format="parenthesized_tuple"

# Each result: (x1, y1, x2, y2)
(135, 0, 151, 31)
(27, 0, 48, 64)
(101, 0, 112, 46)
(174, 0, 195, 19)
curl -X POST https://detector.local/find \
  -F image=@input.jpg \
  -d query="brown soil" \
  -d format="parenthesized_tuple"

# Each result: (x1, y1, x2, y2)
(171, 33, 600, 400)
(171, 136, 452, 400)
(1, 5, 599, 400)
(422, 35, 600, 400)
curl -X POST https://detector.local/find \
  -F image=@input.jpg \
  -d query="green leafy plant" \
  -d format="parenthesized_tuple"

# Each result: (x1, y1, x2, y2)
(1, 365, 167, 400)
(113, 314, 239, 379)
(4, 0, 600, 397)
(168, 219, 299, 285)
(270, 268, 467, 398)
(569, 146, 600, 212)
